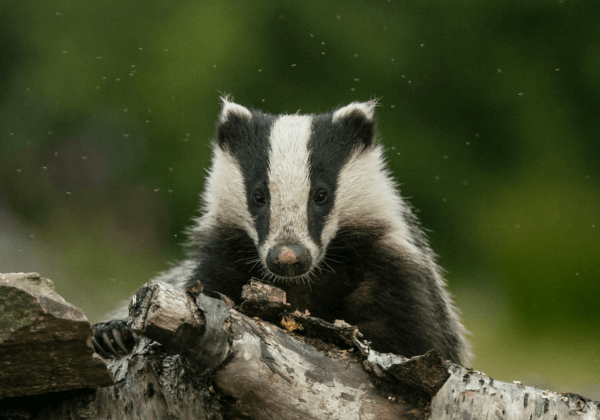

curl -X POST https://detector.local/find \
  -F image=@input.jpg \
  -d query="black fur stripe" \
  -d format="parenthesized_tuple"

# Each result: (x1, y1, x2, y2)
(307, 110, 375, 244)
(217, 110, 276, 244)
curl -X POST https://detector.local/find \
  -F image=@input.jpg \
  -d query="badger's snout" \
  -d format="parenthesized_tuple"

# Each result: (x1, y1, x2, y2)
(266, 244, 312, 277)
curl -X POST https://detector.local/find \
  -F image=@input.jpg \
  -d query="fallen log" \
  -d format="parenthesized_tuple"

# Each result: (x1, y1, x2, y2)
(128, 279, 444, 419)
(1, 273, 598, 420)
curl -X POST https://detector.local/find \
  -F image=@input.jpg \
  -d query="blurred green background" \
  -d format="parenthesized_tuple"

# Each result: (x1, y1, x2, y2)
(1, 0, 598, 399)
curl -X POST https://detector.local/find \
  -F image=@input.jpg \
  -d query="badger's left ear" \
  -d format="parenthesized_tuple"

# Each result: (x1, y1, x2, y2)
(331, 100, 378, 149)
(332, 100, 378, 123)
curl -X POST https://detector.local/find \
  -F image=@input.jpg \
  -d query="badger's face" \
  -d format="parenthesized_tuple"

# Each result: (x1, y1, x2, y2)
(203, 97, 384, 282)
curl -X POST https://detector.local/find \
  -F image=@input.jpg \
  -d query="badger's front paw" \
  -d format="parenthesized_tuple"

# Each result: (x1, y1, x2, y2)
(92, 320, 136, 359)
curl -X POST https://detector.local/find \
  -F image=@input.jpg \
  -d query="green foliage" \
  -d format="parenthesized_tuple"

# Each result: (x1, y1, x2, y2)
(1, 0, 598, 398)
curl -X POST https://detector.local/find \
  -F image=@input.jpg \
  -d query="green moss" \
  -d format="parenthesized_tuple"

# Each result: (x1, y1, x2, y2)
(0, 287, 35, 343)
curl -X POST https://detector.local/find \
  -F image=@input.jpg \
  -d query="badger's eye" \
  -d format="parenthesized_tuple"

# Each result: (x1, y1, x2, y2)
(253, 192, 266, 206)
(314, 190, 329, 205)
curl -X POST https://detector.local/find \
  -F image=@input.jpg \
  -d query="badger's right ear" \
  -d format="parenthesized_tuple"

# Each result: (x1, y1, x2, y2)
(217, 95, 253, 150)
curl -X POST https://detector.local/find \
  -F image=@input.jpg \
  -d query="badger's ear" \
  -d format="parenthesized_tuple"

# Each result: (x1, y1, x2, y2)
(218, 95, 252, 124)
(331, 100, 378, 150)
(332, 100, 378, 123)
(217, 95, 253, 151)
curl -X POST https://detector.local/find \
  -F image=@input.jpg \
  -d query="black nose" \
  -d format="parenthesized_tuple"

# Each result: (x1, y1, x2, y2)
(266, 244, 312, 277)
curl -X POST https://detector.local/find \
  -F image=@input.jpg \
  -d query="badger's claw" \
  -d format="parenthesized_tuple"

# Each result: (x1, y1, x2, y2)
(92, 336, 111, 359)
(112, 328, 129, 354)
(101, 331, 118, 356)
(92, 320, 136, 359)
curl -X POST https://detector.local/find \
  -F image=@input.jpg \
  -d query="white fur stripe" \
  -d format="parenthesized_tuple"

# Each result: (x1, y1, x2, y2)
(260, 115, 320, 267)
(322, 145, 423, 260)
(201, 147, 257, 242)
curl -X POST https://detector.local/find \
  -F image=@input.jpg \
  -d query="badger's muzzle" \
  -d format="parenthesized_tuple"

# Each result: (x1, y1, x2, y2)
(266, 244, 312, 277)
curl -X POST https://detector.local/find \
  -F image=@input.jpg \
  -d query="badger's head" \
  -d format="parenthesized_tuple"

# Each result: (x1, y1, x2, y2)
(201, 97, 402, 283)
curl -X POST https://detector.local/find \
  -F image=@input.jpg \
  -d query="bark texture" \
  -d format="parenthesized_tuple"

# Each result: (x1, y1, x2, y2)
(0, 337, 221, 420)
(431, 363, 600, 420)
(129, 280, 425, 419)
(1, 273, 598, 420)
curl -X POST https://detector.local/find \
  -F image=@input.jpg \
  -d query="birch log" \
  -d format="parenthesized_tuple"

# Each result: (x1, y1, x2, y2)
(128, 280, 419, 419)
(1, 274, 598, 420)
(431, 363, 600, 419)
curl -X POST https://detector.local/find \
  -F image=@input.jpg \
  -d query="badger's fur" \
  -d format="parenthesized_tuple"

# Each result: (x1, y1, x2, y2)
(105, 97, 469, 364)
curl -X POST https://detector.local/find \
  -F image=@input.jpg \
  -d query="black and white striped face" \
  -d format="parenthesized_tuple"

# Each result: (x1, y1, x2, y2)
(203, 97, 390, 282)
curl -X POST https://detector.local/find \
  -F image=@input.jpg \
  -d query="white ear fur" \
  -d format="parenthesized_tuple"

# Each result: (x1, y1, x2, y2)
(219, 95, 252, 124)
(332, 99, 379, 123)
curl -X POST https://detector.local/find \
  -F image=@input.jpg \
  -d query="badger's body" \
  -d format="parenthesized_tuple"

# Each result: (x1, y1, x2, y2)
(98, 98, 469, 364)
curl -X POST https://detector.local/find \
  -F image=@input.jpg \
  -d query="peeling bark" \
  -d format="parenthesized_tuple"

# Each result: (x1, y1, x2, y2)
(1, 274, 598, 420)
(0, 338, 222, 420)
(214, 310, 410, 419)
(431, 363, 600, 420)
(130, 280, 415, 419)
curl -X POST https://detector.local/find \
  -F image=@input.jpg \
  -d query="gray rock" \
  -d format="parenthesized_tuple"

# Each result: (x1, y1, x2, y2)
(0, 272, 113, 398)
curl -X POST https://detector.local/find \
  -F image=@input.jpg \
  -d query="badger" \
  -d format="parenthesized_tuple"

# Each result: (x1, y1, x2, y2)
(93, 97, 469, 364)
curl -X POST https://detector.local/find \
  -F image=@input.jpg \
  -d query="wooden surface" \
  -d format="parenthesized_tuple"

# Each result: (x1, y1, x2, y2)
(431, 363, 600, 419)
(129, 280, 451, 419)
(1, 274, 598, 420)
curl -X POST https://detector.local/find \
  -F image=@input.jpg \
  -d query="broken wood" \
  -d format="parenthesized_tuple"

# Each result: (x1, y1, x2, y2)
(1, 273, 598, 420)
(237, 278, 290, 322)
(129, 279, 425, 419)
(128, 279, 231, 380)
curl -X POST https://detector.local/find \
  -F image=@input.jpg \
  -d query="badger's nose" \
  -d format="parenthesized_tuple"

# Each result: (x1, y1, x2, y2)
(266, 245, 312, 277)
